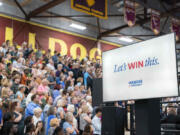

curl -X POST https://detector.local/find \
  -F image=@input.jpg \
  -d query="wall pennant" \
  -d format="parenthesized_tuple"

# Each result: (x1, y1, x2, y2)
(151, 9, 161, 35)
(124, 0, 136, 27)
(171, 18, 180, 41)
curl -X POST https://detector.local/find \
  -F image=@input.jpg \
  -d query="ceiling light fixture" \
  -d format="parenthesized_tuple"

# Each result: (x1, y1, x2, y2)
(0, 2, 3, 6)
(119, 36, 133, 43)
(70, 23, 86, 30)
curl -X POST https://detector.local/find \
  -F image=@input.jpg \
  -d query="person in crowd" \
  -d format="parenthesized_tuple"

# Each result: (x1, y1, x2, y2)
(47, 59, 55, 71)
(46, 106, 57, 135)
(53, 126, 64, 135)
(52, 85, 61, 101)
(86, 96, 93, 113)
(16, 85, 26, 106)
(35, 121, 44, 135)
(10, 101, 24, 134)
(161, 106, 180, 124)
(25, 94, 41, 117)
(48, 118, 60, 135)
(56, 99, 66, 121)
(26, 87, 36, 106)
(24, 116, 34, 134)
(63, 112, 78, 135)
(56, 64, 63, 77)
(33, 107, 43, 126)
(1, 122, 18, 135)
(47, 70, 56, 90)
(37, 79, 49, 101)
(82, 124, 93, 135)
(92, 108, 102, 135)
(44, 96, 53, 118)
(80, 105, 92, 133)
(67, 104, 78, 129)
(25, 123, 36, 135)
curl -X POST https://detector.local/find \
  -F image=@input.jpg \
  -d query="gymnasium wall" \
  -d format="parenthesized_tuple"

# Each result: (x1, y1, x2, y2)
(0, 14, 120, 60)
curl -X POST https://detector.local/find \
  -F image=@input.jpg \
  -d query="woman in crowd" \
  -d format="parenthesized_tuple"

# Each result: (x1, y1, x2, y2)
(16, 86, 26, 107)
(80, 105, 92, 133)
(63, 112, 78, 135)
(25, 123, 36, 135)
(10, 101, 24, 134)
(35, 121, 44, 135)
(44, 96, 53, 119)
(33, 107, 43, 126)
(82, 124, 93, 135)
(48, 118, 60, 135)
(56, 99, 66, 121)
(67, 104, 78, 129)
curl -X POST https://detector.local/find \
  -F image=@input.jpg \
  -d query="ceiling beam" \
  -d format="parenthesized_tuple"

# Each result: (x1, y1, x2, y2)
(14, 0, 28, 18)
(103, 34, 157, 37)
(99, 17, 150, 38)
(32, 13, 149, 18)
(27, 0, 65, 19)
(33, 14, 125, 18)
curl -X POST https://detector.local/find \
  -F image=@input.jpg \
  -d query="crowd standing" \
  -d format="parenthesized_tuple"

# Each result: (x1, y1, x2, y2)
(1, 40, 180, 135)
(0, 40, 103, 135)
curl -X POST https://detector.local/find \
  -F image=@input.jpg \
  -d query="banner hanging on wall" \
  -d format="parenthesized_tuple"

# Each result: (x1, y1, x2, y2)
(0, 13, 119, 61)
(151, 9, 160, 35)
(171, 18, 180, 41)
(71, 0, 108, 19)
(124, 0, 136, 27)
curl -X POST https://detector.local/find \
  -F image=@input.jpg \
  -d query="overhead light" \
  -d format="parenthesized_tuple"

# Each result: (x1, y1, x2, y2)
(0, 2, 3, 6)
(70, 23, 86, 30)
(119, 36, 133, 43)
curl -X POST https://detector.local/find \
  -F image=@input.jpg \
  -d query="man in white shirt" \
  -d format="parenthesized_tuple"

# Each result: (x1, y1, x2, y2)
(47, 59, 55, 71)
(92, 108, 102, 135)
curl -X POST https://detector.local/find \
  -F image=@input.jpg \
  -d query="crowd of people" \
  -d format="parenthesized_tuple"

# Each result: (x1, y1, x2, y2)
(0, 40, 103, 135)
(1, 40, 180, 135)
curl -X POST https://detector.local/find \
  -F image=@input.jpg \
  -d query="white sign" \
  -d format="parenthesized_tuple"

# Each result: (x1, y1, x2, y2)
(102, 33, 178, 102)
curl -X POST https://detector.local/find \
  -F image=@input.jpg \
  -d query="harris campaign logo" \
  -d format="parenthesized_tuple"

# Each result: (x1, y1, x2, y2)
(129, 80, 143, 87)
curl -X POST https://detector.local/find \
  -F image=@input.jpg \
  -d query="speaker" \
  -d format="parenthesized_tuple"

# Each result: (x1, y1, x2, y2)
(92, 78, 103, 107)
(135, 99, 160, 135)
(102, 106, 125, 135)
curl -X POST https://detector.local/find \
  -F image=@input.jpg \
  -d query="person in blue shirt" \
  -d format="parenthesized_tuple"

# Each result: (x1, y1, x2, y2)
(45, 106, 57, 135)
(52, 51, 58, 65)
(83, 68, 90, 89)
(25, 94, 43, 119)
(63, 112, 78, 135)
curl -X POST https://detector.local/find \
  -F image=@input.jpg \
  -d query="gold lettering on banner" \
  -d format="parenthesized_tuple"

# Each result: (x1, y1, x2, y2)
(5, 27, 13, 46)
(49, 37, 68, 56)
(70, 43, 87, 60)
(28, 33, 36, 50)
(89, 48, 102, 61)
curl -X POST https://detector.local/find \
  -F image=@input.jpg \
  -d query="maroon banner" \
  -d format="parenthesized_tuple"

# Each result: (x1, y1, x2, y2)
(171, 18, 180, 41)
(151, 9, 160, 35)
(124, 0, 136, 27)
(0, 14, 119, 61)
(71, 0, 108, 19)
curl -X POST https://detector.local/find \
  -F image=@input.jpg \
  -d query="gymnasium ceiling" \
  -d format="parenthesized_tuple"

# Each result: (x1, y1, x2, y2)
(1, 0, 180, 46)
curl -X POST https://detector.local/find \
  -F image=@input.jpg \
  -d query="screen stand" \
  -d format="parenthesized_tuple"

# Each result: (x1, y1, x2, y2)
(135, 99, 160, 135)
